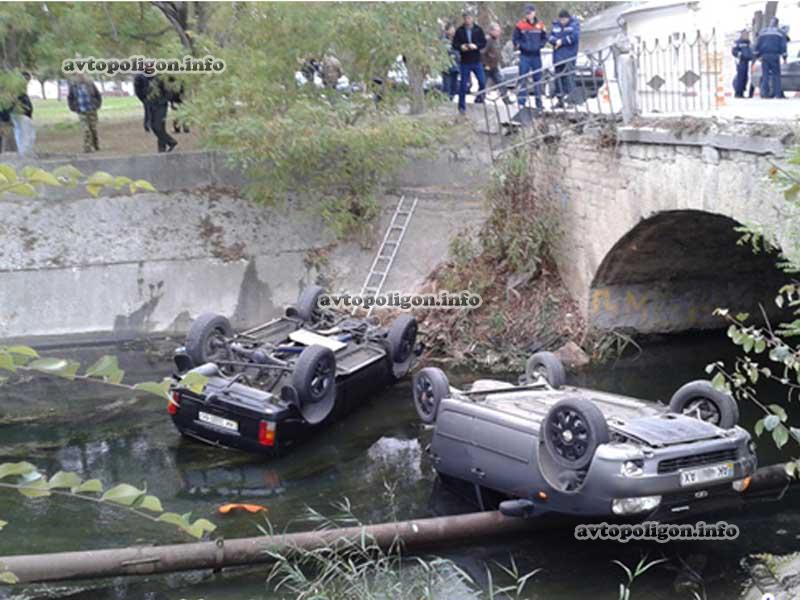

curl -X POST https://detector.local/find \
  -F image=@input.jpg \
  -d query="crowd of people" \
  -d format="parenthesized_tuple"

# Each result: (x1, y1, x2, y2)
(732, 17, 792, 99)
(443, 4, 580, 115)
(0, 71, 187, 155)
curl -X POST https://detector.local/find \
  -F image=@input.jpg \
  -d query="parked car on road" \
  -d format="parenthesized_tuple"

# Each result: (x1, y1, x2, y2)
(413, 352, 757, 520)
(498, 54, 605, 102)
(169, 286, 419, 456)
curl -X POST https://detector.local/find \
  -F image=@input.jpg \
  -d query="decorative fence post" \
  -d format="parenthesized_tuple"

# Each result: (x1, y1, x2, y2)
(614, 34, 639, 124)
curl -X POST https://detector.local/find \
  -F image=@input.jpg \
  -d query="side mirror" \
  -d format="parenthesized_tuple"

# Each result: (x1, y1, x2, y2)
(499, 498, 536, 518)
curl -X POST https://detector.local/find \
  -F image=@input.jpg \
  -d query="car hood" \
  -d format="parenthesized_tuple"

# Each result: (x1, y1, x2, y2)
(611, 415, 722, 447)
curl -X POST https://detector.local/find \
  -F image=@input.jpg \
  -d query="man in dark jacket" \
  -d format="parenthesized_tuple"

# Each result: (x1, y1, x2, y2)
(513, 4, 547, 111)
(133, 73, 152, 132)
(755, 17, 787, 98)
(145, 75, 178, 153)
(548, 9, 580, 107)
(731, 30, 754, 98)
(452, 10, 487, 114)
(67, 74, 102, 152)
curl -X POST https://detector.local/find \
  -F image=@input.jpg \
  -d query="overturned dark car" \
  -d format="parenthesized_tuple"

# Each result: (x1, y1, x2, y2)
(413, 352, 757, 520)
(168, 286, 419, 455)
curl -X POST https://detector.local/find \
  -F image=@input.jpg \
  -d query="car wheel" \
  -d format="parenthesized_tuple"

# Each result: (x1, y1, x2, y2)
(669, 380, 739, 429)
(292, 345, 337, 424)
(526, 351, 566, 388)
(413, 367, 449, 424)
(541, 397, 609, 470)
(387, 314, 418, 379)
(294, 285, 326, 324)
(185, 313, 233, 366)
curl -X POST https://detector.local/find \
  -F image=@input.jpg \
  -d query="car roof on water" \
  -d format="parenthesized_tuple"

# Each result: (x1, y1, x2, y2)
(474, 385, 662, 429)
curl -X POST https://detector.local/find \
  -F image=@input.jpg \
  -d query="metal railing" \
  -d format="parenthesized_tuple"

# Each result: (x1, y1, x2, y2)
(633, 29, 720, 114)
(481, 45, 620, 161)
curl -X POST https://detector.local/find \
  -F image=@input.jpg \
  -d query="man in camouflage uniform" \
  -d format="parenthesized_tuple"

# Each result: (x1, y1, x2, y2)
(67, 73, 102, 153)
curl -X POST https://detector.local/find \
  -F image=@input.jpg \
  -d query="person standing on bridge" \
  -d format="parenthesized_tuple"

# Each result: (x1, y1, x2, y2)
(513, 4, 547, 113)
(452, 9, 487, 114)
(755, 17, 787, 99)
(731, 29, 754, 98)
(548, 9, 580, 108)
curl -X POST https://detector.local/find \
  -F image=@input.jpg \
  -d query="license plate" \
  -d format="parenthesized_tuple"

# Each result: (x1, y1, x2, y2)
(679, 462, 733, 487)
(198, 411, 238, 432)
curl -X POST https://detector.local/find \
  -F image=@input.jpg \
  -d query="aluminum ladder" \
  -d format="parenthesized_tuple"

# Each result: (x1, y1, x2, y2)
(354, 195, 418, 317)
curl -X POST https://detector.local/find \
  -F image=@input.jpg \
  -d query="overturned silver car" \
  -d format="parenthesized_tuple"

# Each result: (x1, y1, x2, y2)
(413, 352, 757, 519)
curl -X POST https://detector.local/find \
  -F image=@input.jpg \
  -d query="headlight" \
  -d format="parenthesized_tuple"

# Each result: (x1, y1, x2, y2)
(620, 460, 644, 477)
(611, 495, 661, 515)
(732, 477, 752, 492)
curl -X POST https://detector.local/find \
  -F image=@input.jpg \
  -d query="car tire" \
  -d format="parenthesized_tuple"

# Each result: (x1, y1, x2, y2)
(185, 313, 233, 366)
(387, 314, 418, 379)
(292, 345, 337, 424)
(669, 380, 739, 429)
(541, 397, 609, 470)
(526, 351, 566, 388)
(413, 367, 449, 424)
(294, 285, 325, 324)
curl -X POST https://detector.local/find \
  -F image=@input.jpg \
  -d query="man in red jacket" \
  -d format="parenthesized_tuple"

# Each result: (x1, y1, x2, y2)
(512, 4, 547, 111)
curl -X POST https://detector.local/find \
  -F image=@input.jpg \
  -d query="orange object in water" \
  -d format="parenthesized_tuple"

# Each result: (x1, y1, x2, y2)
(217, 503, 268, 515)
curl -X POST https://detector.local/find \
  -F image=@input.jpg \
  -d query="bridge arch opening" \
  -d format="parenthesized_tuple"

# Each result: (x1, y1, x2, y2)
(589, 210, 789, 334)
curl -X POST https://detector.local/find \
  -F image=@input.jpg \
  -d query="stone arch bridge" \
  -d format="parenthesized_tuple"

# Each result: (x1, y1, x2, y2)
(535, 122, 799, 334)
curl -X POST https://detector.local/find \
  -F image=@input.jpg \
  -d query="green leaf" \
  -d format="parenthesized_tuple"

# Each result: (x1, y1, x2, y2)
(0, 519, 6, 531)
(133, 380, 171, 399)
(113, 176, 132, 190)
(773, 424, 790, 449)
(27, 168, 61, 187)
(735, 312, 749, 322)
(0, 352, 16, 373)
(47, 471, 82, 490)
(138, 495, 164, 514)
(755, 419, 765, 437)
(768, 404, 788, 422)
(157, 511, 191, 530)
(52, 165, 83, 181)
(0, 164, 17, 183)
(710, 372, 727, 391)
(87, 171, 114, 186)
(187, 518, 217, 538)
(133, 179, 157, 193)
(75, 479, 103, 494)
(754, 338, 766, 354)
(8, 183, 37, 197)
(28, 358, 80, 379)
(86, 184, 103, 197)
(6, 345, 38, 358)
(784, 461, 798, 478)
(85, 355, 119, 377)
(180, 371, 208, 394)
(18, 478, 51, 498)
(0, 462, 37, 481)
(764, 414, 781, 431)
(0, 571, 19, 584)
(101, 483, 145, 507)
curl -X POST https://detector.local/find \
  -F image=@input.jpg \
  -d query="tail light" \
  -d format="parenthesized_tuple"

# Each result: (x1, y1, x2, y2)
(258, 420, 276, 447)
(168, 390, 180, 415)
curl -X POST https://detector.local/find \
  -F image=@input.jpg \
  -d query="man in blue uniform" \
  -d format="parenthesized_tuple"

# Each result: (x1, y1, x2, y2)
(513, 4, 547, 111)
(731, 29, 754, 98)
(452, 10, 487, 114)
(755, 18, 787, 98)
(548, 9, 580, 107)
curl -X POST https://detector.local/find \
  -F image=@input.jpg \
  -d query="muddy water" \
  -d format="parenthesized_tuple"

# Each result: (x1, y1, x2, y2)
(1, 333, 799, 599)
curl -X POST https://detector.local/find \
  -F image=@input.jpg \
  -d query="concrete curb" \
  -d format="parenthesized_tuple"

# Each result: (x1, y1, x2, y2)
(618, 126, 789, 156)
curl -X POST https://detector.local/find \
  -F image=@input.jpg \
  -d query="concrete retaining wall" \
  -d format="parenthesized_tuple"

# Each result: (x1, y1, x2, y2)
(0, 150, 488, 342)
